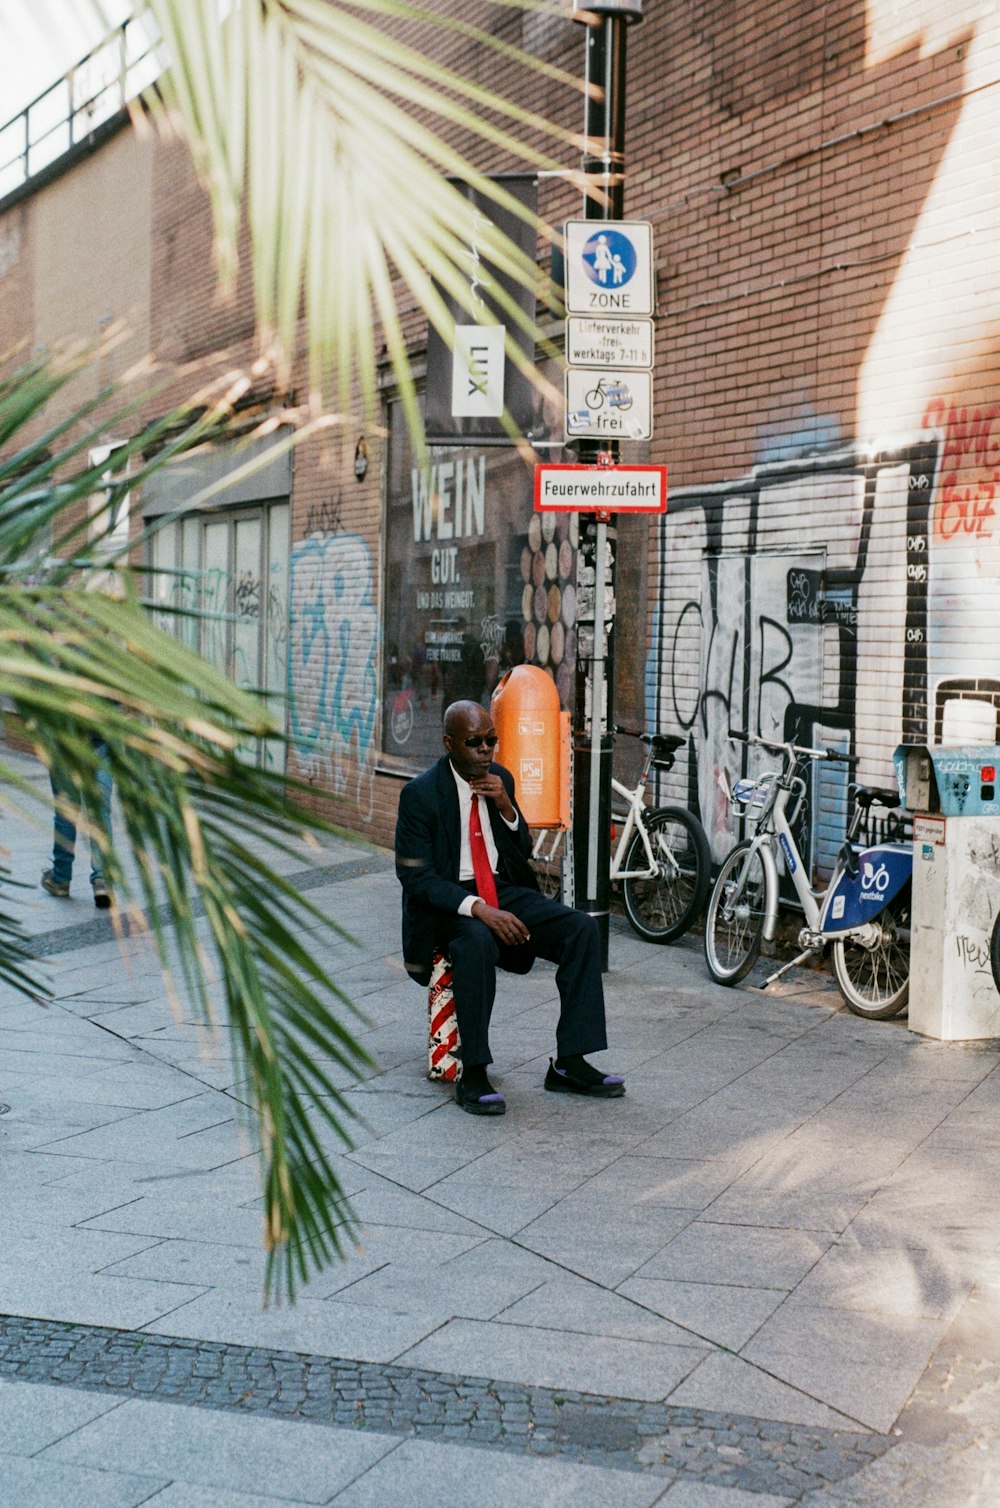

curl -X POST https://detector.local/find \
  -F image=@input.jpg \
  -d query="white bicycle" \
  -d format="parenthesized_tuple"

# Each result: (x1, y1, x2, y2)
(704, 731, 912, 1019)
(532, 728, 711, 944)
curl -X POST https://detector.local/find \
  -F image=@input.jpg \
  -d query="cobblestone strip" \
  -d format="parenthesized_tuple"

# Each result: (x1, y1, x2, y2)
(0, 1314, 893, 1498)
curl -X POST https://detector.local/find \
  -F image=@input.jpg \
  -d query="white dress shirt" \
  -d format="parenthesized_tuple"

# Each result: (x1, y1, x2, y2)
(450, 762, 520, 916)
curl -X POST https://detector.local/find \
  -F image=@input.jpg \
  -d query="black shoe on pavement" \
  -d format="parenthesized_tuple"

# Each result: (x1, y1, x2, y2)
(455, 1067, 506, 1116)
(544, 1056, 625, 1098)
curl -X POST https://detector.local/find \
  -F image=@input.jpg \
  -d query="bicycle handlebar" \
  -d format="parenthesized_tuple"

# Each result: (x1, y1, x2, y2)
(614, 725, 684, 746)
(727, 729, 858, 766)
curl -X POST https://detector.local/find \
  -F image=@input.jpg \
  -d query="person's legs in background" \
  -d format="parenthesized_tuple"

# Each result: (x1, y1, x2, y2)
(86, 741, 113, 908)
(41, 739, 114, 908)
(41, 766, 78, 898)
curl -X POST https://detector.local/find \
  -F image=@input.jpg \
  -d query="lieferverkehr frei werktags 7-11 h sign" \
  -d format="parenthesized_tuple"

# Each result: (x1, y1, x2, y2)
(566, 317, 653, 370)
(563, 220, 655, 441)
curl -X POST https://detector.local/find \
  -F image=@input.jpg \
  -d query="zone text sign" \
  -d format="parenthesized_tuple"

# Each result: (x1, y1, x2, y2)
(534, 464, 668, 514)
(564, 220, 654, 315)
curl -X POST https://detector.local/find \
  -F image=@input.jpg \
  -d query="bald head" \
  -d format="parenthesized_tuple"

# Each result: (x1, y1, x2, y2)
(442, 700, 497, 782)
(443, 700, 483, 739)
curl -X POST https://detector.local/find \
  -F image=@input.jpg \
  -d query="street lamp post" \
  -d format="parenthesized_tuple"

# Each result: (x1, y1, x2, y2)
(571, 0, 643, 969)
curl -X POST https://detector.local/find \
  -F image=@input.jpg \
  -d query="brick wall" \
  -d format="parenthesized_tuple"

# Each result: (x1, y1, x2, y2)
(628, 0, 1000, 868)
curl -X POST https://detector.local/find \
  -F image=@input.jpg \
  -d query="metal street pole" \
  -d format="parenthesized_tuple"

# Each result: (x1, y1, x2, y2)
(571, 0, 642, 970)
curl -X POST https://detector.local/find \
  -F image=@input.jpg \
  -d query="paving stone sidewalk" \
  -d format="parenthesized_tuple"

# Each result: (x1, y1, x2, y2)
(2, 745, 1000, 1504)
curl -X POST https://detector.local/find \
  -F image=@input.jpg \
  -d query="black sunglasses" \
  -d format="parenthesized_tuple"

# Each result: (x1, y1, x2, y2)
(463, 734, 499, 749)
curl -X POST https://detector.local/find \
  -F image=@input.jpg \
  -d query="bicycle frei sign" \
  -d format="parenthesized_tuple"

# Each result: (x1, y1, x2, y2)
(565, 369, 653, 440)
(534, 463, 667, 514)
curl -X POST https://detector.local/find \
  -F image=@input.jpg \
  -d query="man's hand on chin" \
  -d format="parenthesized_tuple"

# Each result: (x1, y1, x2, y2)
(472, 900, 530, 946)
(469, 773, 516, 823)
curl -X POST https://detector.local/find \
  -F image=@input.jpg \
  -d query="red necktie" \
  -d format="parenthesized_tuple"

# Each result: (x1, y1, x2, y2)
(469, 796, 499, 909)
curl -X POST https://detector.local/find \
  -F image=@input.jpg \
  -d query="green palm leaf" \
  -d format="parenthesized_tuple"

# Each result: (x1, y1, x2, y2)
(146, 0, 575, 411)
(0, 357, 375, 1301)
(0, 0, 580, 1302)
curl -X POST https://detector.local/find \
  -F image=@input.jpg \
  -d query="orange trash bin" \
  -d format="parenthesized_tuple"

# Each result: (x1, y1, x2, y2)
(490, 665, 569, 829)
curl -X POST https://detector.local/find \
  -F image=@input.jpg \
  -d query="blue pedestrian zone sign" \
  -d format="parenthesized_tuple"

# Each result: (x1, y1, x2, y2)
(564, 220, 653, 315)
(581, 229, 638, 290)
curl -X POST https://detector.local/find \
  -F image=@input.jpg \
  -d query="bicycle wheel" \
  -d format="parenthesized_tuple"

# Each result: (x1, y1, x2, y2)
(704, 840, 768, 984)
(621, 807, 711, 943)
(832, 886, 910, 1020)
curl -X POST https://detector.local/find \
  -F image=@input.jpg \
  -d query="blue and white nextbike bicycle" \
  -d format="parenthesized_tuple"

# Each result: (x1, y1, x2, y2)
(704, 732, 912, 1019)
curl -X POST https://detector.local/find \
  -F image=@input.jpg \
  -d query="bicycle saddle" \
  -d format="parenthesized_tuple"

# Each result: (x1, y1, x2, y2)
(643, 732, 684, 769)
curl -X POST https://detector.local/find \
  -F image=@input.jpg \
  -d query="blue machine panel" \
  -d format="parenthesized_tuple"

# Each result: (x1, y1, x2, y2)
(895, 743, 1000, 818)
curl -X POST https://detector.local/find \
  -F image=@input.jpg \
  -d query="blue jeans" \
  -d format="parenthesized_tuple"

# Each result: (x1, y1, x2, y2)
(50, 739, 113, 886)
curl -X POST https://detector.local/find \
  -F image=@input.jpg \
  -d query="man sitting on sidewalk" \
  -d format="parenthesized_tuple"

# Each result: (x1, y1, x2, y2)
(395, 699, 624, 1116)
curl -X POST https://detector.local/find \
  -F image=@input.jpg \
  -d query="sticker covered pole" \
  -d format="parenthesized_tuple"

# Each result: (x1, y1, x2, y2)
(571, 0, 643, 969)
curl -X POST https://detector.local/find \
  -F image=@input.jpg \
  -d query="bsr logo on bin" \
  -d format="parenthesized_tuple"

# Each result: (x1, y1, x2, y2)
(520, 758, 544, 789)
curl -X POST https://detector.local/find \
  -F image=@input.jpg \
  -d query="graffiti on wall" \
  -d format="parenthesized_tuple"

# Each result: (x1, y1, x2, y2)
(288, 531, 379, 819)
(302, 496, 344, 538)
(922, 399, 1000, 741)
(650, 439, 943, 871)
(925, 398, 1000, 545)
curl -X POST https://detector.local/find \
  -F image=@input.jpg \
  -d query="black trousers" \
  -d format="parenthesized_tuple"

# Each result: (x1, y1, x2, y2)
(434, 883, 607, 1068)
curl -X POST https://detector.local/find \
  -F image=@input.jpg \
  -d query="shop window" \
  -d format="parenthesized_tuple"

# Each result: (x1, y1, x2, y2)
(149, 501, 289, 769)
(380, 398, 578, 772)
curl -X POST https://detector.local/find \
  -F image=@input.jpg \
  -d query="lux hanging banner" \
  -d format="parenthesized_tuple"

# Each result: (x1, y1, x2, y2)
(424, 176, 538, 445)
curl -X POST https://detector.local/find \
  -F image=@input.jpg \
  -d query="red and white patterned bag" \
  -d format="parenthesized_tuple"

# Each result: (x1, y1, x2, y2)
(427, 950, 462, 1081)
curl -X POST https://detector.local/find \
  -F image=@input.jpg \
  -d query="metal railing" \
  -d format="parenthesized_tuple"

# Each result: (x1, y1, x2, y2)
(0, 10, 162, 201)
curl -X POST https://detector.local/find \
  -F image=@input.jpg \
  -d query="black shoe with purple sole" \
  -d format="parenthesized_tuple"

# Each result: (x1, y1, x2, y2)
(544, 1056, 625, 1098)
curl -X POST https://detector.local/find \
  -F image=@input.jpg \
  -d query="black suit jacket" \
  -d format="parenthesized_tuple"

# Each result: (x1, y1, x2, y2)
(395, 756, 539, 985)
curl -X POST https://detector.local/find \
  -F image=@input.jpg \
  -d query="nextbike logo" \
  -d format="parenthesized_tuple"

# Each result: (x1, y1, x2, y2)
(779, 833, 796, 874)
(860, 860, 890, 903)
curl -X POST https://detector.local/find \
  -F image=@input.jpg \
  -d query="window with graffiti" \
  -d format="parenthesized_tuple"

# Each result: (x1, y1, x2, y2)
(141, 433, 294, 773)
(380, 398, 579, 773)
(148, 502, 290, 772)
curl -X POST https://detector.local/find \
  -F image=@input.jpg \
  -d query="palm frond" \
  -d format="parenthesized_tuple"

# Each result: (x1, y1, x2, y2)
(0, 358, 375, 1302)
(146, 0, 576, 411)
